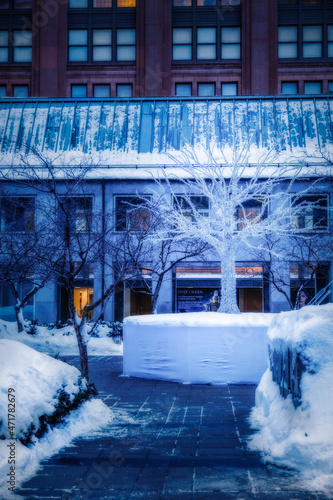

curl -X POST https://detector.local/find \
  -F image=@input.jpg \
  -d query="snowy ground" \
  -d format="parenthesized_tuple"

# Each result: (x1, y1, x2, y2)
(0, 321, 122, 498)
(249, 304, 333, 497)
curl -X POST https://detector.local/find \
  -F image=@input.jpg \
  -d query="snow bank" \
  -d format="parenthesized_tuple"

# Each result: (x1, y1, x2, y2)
(0, 340, 112, 496)
(124, 312, 274, 384)
(249, 304, 333, 494)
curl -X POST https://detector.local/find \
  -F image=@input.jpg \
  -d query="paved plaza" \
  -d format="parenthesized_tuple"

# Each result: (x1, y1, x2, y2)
(17, 355, 329, 500)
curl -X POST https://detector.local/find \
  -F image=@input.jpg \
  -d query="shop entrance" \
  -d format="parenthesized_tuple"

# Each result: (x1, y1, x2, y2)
(124, 286, 152, 317)
(74, 287, 94, 319)
(237, 287, 263, 312)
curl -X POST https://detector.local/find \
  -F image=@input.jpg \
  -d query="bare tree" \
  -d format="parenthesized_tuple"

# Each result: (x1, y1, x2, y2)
(147, 146, 328, 313)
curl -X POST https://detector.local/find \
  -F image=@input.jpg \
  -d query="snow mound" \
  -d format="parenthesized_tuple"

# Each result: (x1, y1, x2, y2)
(249, 304, 333, 494)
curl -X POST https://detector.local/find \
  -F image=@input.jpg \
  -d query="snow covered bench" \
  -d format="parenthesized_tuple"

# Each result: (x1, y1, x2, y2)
(123, 312, 274, 384)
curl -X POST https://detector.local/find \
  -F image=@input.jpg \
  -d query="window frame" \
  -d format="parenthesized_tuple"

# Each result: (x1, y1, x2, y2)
(115, 196, 151, 232)
(0, 197, 35, 233)
(291, 194, 329, 232)
(234, 198, 268, 232)
(174, 195, 210, 224)
(59, 196, 93, 233)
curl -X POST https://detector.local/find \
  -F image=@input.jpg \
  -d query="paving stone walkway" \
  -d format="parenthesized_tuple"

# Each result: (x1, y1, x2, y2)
(17, 355, 329, 500)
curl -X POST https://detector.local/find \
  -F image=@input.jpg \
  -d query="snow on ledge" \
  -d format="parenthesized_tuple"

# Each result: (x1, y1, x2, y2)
(123, 312, 275, 385)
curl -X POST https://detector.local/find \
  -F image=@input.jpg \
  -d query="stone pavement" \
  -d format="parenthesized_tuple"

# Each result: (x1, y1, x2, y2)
(17, 355, 329, 500)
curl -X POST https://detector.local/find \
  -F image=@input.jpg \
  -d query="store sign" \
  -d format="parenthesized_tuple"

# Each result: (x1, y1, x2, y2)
(177, 288, 220, 313)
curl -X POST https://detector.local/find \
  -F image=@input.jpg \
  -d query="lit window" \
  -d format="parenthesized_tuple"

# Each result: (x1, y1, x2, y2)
(93, 29, 112, 61)
(116, 84, 133, 97)
(117, 0, 136, 6)
(292, 195, 328, 231)
(173, 28, 192, 61)
(328, 26, 333, 57)
(221, 82, 237, 95)
(303, 25, 322, 58)
(198, 82, 215, 96)
(197, 28, 216, 60)
(304, 81, 322, 93)
(197, 0, 217, 6)
(221, 27, 241, 60)
(281, 81, 298, 94)
(1, 197, 35, 232)
(13, 85, 28, 97)
(69, 0, 88, 7)
(0, 31, 8, 63)
(93, 84, 110, 98)
(13, 30, 32, 62)
(0, 86, 6, 97)
(235, 199, 266, 231)
(60, 198, 93, 233)
(278, 26, 298, 58)
(14, 0, 31, 7)
(173, 0, 192, 5)
(175, 83, 192, 96)
(115, 197, 151, 232)
(71, 85, 87, 97)
(116, 29, 136, 61)
(69, 30, 88, 62)
(94, 0, 112, 6)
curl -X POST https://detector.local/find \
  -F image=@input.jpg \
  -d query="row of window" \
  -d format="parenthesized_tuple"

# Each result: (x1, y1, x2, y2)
(0, 31, 32, 64)
(278, 25, 333, 59)
(0, 0, 135, 8)
(173, 27, 240, 61)
(1, 195, 329, 233)
(71, 83, 132, 98)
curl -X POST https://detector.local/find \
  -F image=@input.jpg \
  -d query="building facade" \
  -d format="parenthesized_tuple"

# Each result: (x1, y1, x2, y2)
(0, 0, 332, 323)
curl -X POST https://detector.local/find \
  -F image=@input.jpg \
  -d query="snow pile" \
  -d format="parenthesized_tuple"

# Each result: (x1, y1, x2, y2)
(0, 340, 112, 495)
(249, 304, 333, 493)
(124, 312, 275, 384)
(0, 320, 123, 357)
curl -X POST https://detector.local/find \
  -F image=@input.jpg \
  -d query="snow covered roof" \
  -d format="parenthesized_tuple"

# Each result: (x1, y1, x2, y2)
(0, 96, 332, 168)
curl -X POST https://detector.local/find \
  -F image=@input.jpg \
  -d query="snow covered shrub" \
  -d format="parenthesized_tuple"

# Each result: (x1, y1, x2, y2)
(249, 304, 333, 489)
(25, 320, 38, 336)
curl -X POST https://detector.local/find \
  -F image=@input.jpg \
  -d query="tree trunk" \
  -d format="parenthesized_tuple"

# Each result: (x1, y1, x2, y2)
(218, 242, 240, 314)
(14, 304, 25, 333)
(73, 321, 90, 382)
(150, 275, 164, 314)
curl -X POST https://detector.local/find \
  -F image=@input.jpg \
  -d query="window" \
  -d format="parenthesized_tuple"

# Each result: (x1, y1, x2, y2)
(13, 85, 28, 97)
(303, 25, 322, 58)
(71, 85, 87, 97)
(281, 81, 298, 94)
(116, 84, 133, 97)
(329, 81, 333, 93)
(278, 26, 298, 58)
(173, 28, 192, 61)
(221, 27, 241, 60)
(13, 30, 32, 62)
(198, 82, 215, 96)
(0, 86, 6, 97)
(115, 197, 150, 232)
(69, 30, 88, 62)
(221, 82, 237, 95)
(328, 26, 333, 57)
(175, 195, 209, 223)
(94, 0, 112, 6)
(0, 1, 9, 8)
(14, 0, 31, 7)
(292, 195, 328, 231)
(117, 0, 136, 6)
(234, 199, 266, 231)
(0, 31, 8, 63)
(304, 81, 322, 93)
(93, 84, 110, 97)
(197, 28, 216, 60)
(175, 83, 192, 96)
(173, 0, 192, 5)
(1, 197, 35, 232)
(198, 0, 217, 5)
(60, 197, 93, 233)
(116, 29, 136, 61)
(69, 0, 88, 7)
(93, 29, 112, 61)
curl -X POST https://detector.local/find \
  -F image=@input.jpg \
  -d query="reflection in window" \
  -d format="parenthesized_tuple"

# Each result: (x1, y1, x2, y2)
(173, 28, 192, 60)
(94, 0, 112, 6)
(0, 31, 8, 63)
(115, 197, 151, 232)
(117, 29, 136, 61)
(116, 84, 133, 97)
(221, 82, 237, 95)
(197, 28, 216, 60)
(93, 29, 112, 61)
(329, 81, 333, 93)
(175, 196, 209, 223)
(198, 82, 215, 96)
(71, 85, 87, 97)
(221, 27, 241, 60)
(328, 26, 333, 57)
(197, 0, 216, 5)
(69, 30, 88, 62)
(303, 25, 322, 58)
(60, 197, 93, 233)
(278, 26, 298, 58)
(175, 83, 192, 96)
(13, 30, 32, 62)
(13, 85, 28, 97)
(292, 195, 328, 230)
(281, 81, 298, 94)
(93, 84, 110, 98)
(69, 0, 88, 7)
(173, 0, 192, 5)
(0, 85, 6, 97)
(1, 197, 35, 232)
